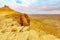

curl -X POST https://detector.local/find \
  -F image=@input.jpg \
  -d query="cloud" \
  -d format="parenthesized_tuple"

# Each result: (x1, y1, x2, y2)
(0, 0, 60, 14)
(0, 0, 60, 11)
(37, 4, 60, 11)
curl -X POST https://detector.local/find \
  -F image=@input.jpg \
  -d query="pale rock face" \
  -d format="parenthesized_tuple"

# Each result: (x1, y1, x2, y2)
(0, 6, 60, 40)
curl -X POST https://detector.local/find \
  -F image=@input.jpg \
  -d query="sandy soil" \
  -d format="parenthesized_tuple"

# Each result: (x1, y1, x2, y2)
(29, 14, 60, 38)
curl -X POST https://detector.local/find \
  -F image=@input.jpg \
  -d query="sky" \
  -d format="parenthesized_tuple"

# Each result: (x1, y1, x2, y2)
(0, 0, 60, 14)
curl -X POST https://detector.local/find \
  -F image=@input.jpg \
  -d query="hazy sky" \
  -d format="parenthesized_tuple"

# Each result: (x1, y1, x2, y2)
(0, 0, 60, 14)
